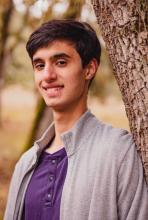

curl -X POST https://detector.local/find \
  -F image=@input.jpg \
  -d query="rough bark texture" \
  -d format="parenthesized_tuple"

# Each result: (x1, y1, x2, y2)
(91, 0, 148, 183)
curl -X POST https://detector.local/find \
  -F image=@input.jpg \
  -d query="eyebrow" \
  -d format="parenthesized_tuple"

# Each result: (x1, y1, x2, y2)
(32, 52, 71, 64)
(50, 53, 71, 60)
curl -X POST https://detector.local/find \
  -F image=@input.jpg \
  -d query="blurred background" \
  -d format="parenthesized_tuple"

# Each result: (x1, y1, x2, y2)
(0, 0, 129, 218)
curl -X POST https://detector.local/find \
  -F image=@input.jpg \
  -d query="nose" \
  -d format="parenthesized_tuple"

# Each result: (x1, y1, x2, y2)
(43, 64, 57, 81)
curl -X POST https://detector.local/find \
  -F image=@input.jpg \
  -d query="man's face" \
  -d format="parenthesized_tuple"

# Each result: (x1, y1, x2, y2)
(32, 40, 96, 111)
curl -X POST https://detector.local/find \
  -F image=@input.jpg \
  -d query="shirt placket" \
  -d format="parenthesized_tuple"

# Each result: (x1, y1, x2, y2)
(45, 156, 59, 207)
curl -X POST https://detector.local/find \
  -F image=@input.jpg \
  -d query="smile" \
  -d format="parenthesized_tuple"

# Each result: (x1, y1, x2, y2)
(42, 84, 64, 90)
(44, 86, 64, 91)
(42, 85, 64, 97)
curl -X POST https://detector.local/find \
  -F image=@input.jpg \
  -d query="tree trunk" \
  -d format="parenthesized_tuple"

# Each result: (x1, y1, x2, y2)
(23, 97, 53, 153)
(0, 0, 13, 124)
(91, 0, 148, 183)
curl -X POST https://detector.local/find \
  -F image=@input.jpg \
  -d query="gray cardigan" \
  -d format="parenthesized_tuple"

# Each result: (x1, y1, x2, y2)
(4, 110, 148, 220)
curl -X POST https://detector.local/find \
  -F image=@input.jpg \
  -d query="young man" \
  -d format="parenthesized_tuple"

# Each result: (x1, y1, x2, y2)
(4, 20, 148, 220)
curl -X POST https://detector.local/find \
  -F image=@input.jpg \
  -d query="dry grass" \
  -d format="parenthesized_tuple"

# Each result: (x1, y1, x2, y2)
(0, 85, 129, 218)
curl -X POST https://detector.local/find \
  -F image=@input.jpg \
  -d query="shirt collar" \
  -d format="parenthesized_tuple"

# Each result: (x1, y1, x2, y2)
(35, 109, 99, 157)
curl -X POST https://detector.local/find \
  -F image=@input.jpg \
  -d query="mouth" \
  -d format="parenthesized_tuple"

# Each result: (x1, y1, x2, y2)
(42, 84, 64, 97)
(42, 84, 64, 91)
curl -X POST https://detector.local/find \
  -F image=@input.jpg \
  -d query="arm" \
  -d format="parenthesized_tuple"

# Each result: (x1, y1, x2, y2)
(117, 142, 148, 220)
(4, 163, 20, 220)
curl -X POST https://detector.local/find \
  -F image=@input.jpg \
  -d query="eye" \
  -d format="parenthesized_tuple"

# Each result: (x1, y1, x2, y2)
(56, 59, 67, 67)
(34, 63, 45, 71)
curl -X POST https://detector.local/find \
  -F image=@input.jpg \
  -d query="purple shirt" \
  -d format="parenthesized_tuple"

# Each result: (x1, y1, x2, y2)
(24, 148, 68, 220)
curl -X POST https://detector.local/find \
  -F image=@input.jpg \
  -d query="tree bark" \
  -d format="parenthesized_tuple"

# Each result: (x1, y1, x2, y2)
(0, 0, 13, 78)
(0, 0, 13, 124)
(91, 0, 148, 183)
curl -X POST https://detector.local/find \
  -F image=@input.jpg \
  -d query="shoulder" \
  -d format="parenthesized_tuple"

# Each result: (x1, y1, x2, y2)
(14, 144, 38, 175)
(90, 117, 142, 177)
(3, 145, 39, 220)
(90, 116, 135, 161)
(93, 116, 133, 145)
(8, 145, 39, 192)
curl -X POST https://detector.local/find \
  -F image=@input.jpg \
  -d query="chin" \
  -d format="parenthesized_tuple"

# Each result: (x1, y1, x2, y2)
(45, 101, 69, 112)
(44, 100, 62, 109)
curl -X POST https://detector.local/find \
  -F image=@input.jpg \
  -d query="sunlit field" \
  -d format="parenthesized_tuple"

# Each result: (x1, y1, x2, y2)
(0, 85, 129, 218)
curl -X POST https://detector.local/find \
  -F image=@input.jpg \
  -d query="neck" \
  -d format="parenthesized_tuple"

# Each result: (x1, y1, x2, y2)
(46, 97, 88, 153)
(46, 105, 87, 154)
(54, 107, 87, 135)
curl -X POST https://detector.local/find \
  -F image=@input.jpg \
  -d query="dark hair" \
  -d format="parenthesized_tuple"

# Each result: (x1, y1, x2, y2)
(26, 19, 101, 67)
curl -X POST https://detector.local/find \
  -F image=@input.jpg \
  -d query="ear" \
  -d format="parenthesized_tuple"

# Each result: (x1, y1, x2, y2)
(85, 59, 98, 80)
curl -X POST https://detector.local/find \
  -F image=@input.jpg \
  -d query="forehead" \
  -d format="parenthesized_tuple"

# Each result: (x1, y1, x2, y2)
(32, 40, 79, 60)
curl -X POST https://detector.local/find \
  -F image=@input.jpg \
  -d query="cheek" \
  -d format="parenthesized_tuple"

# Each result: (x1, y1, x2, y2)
(65, 67, 85, 84)
(68, 73, 85, 88)
(34, 74, 41, 86)
(66, 77, 86, 97)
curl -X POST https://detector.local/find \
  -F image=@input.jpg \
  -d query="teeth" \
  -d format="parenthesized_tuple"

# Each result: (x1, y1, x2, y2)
(43, 85, 64, 90)
(46, 87, 62, 90)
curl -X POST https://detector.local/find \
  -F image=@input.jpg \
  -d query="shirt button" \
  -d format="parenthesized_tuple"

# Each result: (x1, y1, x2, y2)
(47, 193, 52, 199)
(51, 159, 56, 164)
(49, 175, 54, 181)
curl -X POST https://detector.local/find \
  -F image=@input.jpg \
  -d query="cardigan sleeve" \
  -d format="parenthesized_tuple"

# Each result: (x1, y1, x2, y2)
(3, 162, 21, 220)
(4, 146, 37, 220)
(117, 142, 148, 220)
